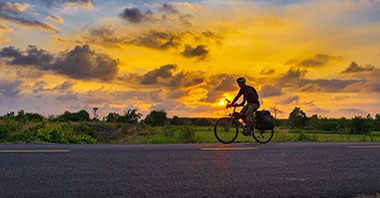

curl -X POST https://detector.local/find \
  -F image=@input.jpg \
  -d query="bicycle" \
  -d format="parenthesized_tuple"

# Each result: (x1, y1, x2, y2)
(214, 99, 274, 144)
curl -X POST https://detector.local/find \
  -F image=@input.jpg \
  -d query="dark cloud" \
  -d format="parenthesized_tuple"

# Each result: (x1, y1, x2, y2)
(201, 74, 240, 103)
(297, 54, 338, 67)
(167, 90, 189, 99)
(311, 79, 360, 92)
(42, 0, 94, 8)
(140, 64, 204, 88)
(260, 68, 275, 75)
(0, 45, 119, 81)
(259, 85, 283, 97)
(158, 3, 179, 15)
(129, 30, 182, 50)
(55, 91, 78, 101)
(275, 67, 360, 93)
(82, 26, 128, 48)
(141, 64, 177, 84)
(33, 81, 74, 94)
(339, 108, 367, 116)
(308, 107, 330, 114)
(0, 2, 58, 33)
(298, 83, 322, 92)
(341, 61, 375, 73)
(181, 45, 209, 60)
(119, 8, 153, 23)
(0, 80, 21, 98)
(16, 68, 44, 78)
(279, 95, 299, 105)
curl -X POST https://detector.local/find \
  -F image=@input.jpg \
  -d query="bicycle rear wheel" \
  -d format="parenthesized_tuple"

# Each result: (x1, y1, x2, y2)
(252, 128, 274, 144)
(214, 118, 239, 144)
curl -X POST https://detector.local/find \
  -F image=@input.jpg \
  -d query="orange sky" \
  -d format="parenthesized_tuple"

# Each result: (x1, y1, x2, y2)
(1, 0, 380, 118)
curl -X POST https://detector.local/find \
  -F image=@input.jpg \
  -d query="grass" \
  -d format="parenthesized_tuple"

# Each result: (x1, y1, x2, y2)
(190, 126, 380, 143)
(1, 120, 380, 144)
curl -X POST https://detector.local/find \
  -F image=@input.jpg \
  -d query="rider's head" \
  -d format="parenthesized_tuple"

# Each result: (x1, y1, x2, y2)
(236, 77, 246, 88)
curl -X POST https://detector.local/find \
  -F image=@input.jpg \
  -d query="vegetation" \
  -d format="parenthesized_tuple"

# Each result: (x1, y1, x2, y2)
(0, 107, 379, 144)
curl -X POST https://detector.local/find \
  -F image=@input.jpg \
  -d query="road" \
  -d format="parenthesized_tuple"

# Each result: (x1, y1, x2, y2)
(0, 142, 379, 197)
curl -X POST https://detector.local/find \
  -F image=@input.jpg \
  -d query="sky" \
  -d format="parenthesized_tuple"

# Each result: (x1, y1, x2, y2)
(0, 0, 380, 119)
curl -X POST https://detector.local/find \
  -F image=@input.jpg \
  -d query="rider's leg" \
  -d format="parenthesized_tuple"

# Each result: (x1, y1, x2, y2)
(246, 103, 260, 132)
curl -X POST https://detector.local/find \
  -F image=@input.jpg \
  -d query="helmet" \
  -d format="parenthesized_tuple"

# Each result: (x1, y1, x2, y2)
(236, 77, 246, 83)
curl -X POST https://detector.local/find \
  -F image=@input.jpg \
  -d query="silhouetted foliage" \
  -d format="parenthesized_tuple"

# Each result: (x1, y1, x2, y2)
(374, 114, 380, 131)
(55, 110, 90, 122)
(349, 116, 373, 134)
(288, 107, 308, 129)
(105, 109, 142, 124)
(144, 110, 168, 126)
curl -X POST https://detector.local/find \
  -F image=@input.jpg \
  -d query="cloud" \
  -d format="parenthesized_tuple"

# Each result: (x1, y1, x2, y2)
(129, 30, 182, 50)
(33, 81, 74, 95)
(81, 26, 128, 48)
(42, 0, 94, 8)
(141, 64, 177, 84)
(139, 64, 204, 88)
(55, 91, 78, 101)
(297, 54, 339, 67)
(47, 15, 64, 24)
(201, 74, 240, 103)
(339, 108, 367, 116)
(119, 8, 153, 23)
(0, 2, 58, 33)
(0, 2, 29, 14)
(274, 67, 361, 93)
(158, 3, 179, 15)
(0, 80, 22, 98)
(181, 45, 209, 60)
(341, 61, 375, 73)
(0, 24, 12, 43)
(279, 95, 300, 105)
(308, 107, 330, 115)
(0, 45, 119, 81)
(260, 68, 275, 75)
(259, 85, 283, 97)
(298, 83, 322, 92)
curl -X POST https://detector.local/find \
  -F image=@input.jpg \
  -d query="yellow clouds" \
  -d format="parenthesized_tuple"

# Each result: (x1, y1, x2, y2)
(47, 16, 64, 24)
(0, 24, 13, 43)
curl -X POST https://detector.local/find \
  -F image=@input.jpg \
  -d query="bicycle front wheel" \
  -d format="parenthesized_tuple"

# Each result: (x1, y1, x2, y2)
(214, 118, 239, 144)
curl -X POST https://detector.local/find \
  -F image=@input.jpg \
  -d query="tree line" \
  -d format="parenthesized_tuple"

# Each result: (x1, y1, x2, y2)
(1, 107, 379, 134)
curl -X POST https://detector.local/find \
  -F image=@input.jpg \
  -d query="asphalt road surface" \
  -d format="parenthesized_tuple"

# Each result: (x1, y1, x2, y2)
(1, 142, 380, 198)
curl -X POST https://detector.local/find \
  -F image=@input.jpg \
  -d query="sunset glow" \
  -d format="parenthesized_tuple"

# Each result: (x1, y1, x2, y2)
(1, 0, 380, 118)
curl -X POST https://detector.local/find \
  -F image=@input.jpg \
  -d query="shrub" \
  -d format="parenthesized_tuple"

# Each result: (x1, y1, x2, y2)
(175, 126, 198, 143)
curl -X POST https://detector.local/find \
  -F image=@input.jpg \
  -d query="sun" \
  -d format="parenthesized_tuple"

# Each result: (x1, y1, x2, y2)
(218, 99, 226, 106)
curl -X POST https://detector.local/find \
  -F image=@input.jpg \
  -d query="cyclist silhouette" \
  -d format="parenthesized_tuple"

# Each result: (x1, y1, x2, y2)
(226, 77, 260, 136)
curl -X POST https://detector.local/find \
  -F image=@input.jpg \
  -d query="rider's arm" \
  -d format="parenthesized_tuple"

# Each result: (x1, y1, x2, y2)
(238, 99, 246, 106)
(231, 89, 242, 105)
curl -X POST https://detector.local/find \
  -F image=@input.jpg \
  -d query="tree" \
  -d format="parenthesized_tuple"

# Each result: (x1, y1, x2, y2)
(56, 110, 90, 122)
(288, 107, 308, 129)
(350, 116, 373, 134)
(375, 114, 380, 131)
(116, 109, 142, 124)
(144, 110, 167, 126)
(270, 106, 284, 119)
(170, 116, 183, 125)
(105, 112, 120, 122)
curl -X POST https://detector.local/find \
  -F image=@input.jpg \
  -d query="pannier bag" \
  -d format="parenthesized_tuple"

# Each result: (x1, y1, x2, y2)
(255, 110, 275, 130)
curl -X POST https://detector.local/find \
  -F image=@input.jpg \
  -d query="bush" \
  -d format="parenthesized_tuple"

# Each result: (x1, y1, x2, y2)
(350, 116, 373, 134)
(175, 126, 197, 143)
(296, 133, 317, 142)
(0, 120, 22, 142)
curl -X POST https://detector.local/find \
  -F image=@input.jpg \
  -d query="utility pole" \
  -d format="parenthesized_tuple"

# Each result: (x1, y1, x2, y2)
(93, 107, 99, 120)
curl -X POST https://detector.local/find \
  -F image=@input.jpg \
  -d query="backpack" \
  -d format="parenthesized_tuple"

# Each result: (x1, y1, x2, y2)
(255, 110, 275, 130)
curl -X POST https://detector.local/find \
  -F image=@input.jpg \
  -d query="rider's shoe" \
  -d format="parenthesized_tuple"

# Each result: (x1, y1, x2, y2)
(242, 127, 251, 136)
